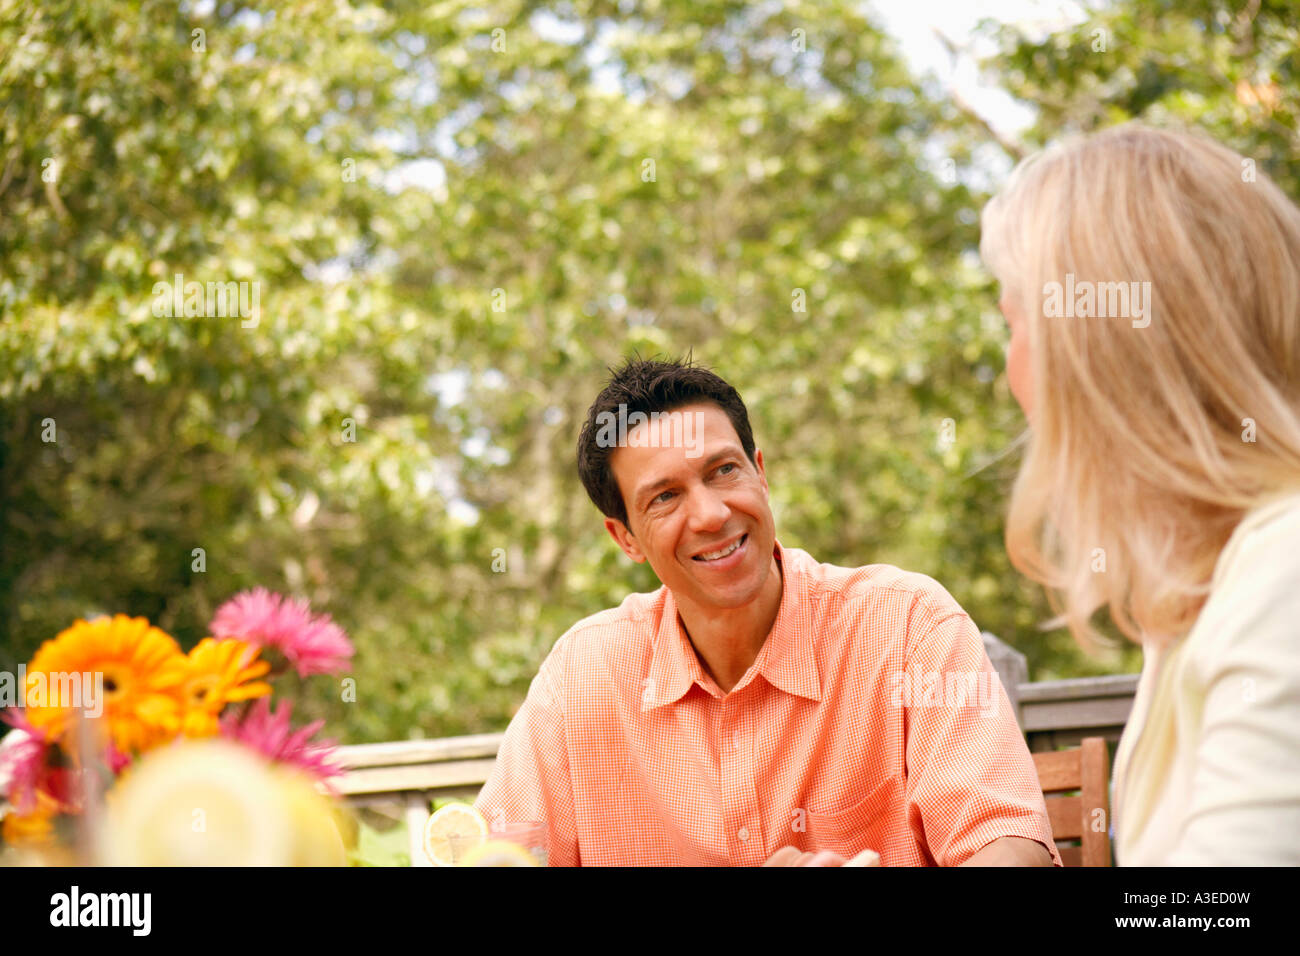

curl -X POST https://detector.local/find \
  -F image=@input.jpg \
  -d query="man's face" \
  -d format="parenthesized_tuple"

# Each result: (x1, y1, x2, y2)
(604, 402, 777, 612)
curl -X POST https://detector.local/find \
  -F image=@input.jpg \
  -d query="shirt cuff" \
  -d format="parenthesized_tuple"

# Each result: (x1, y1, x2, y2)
(947, 813, 1063, 866)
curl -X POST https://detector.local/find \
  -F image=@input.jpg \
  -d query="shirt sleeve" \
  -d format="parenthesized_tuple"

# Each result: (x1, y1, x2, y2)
(1166, 516, 1300, 865)
(902, 601, 1061, 866)
(474, 635, 581, 866)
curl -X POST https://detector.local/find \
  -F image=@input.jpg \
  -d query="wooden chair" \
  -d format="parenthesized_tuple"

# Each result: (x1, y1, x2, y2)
(1031, 736, 1112, 866)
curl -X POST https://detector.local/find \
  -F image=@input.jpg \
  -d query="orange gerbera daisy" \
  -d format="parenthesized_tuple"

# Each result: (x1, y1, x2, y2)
(1, 789, 61, 847)
(176, 638, 272, 737)
(24, 615, 186, 755)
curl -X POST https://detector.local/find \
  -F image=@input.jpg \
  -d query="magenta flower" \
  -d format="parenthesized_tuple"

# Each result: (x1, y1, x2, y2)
(1, 711, 133, 815)
(104, 740, 132, 775)
(210, 588, 354, 677)
(0, 710, 48, 814)
(220, 698, 342, 791)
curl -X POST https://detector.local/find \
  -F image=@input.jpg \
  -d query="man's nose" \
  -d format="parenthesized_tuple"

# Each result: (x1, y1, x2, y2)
(685, 486, 729, 533)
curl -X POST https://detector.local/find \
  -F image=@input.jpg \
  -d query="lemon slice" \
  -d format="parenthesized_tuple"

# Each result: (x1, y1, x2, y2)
(423, 803, 488, 866)
(459, 839, 540, 867)
(102, 739, 294, 866)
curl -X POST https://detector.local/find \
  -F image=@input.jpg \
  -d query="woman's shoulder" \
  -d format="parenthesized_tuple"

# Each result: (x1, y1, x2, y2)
(1185, 490, 1300, 662)
(1210, 490, 1300, 590)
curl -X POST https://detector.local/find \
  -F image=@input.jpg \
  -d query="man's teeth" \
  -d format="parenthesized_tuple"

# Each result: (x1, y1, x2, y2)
(697, 537, 742, 561)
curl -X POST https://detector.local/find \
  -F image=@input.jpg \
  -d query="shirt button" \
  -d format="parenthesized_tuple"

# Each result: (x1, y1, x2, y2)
(737, 827, 749, 842)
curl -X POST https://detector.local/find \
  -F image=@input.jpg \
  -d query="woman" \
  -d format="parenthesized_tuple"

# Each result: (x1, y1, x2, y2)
(979, 123, 1300, 865)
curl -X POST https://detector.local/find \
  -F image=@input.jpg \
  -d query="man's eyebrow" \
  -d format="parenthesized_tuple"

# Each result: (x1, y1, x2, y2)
(631, 446, 744, 509)
(633, 475, 677, 508)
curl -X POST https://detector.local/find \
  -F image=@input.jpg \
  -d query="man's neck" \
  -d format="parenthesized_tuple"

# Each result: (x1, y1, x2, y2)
(676, 555, 784, 694)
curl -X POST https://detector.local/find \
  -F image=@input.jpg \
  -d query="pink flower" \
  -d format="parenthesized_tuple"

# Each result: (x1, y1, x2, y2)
(2, 711, 133, 815)
(0, 710, 48, 814)
(220, 698, 342, 791)
(105, 740, 132, 775)
(210, 588, 353, 677)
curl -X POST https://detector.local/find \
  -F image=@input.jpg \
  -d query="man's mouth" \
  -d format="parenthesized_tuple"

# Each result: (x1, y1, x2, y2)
(692, 533, 748, 562)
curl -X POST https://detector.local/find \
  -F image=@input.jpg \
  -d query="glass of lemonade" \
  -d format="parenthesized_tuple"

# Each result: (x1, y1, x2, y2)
(445, 832, 481, 865)
(489, 820, 549, 867)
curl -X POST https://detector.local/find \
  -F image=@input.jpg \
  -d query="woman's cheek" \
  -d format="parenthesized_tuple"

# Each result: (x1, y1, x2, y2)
(1007, 325, 1033, 419)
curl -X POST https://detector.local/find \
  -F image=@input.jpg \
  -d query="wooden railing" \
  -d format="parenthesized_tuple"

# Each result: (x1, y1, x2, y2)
(335, 633, 1138, 864)
(980, 632, 1137, 751)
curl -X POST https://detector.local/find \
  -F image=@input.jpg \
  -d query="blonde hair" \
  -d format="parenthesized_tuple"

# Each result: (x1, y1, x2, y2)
(980, 123, 1300, 648)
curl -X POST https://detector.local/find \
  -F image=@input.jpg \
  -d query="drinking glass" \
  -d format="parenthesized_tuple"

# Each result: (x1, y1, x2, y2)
(489, 820, 549, 866)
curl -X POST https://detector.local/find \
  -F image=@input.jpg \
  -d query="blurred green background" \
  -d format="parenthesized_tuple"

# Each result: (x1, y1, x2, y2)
(2, 0, 1296, 743)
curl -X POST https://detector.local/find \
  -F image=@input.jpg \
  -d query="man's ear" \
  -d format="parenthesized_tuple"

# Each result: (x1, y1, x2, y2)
(754, 448, 769, 497)
(604, 516, 647, 564)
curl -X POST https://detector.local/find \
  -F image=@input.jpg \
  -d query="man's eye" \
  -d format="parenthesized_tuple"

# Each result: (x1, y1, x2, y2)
(653, 490, 674, 505)
(716, 463, 736, 476)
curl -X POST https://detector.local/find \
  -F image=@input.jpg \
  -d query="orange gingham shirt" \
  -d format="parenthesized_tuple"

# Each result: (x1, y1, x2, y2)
(476, 542, 1060, 866)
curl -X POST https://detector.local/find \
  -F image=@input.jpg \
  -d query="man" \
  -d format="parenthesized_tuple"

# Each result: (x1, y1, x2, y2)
(476, 358, 1058, 866)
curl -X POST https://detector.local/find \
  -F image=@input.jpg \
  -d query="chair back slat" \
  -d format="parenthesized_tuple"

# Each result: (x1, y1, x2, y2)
(1031, 736, 1112, 866)
(1057, 845, 1082, 867)
(1079, 737, 1112, 867)
(1046, 795, 1083, 840)
(1033, 748, 1082, 793)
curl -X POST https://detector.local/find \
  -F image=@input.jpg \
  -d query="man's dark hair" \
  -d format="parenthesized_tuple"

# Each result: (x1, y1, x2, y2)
(577, 356, 758, 528)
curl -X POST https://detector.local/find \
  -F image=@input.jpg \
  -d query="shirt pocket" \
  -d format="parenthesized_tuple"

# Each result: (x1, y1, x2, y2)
(803, 774, 901, 860)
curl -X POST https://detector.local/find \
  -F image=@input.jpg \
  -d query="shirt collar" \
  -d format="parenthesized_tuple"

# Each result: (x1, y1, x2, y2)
(641, 540, 822, 711)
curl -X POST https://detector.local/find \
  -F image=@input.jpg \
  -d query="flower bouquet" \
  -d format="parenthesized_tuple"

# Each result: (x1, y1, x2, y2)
(0, 588, 355, 865)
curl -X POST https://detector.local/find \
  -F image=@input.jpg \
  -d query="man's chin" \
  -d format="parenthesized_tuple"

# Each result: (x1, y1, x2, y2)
(689, 586, 760, 611)
(680, 561, 772, 609)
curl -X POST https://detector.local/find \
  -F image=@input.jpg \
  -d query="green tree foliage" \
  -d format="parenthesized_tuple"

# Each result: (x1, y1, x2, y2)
(31, 0, 1300, 744)
(981, 0, 1299, 192)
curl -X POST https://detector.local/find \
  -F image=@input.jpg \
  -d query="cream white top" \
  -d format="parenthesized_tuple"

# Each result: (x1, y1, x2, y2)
(1113, 491, 1300, 865)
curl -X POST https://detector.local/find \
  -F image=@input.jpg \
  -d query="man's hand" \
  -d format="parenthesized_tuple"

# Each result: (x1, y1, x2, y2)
(762, 846, 847, 866)
(958, 835, 1055, 866)
(762, 846, 883, 866)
